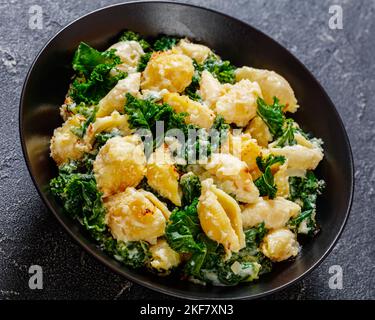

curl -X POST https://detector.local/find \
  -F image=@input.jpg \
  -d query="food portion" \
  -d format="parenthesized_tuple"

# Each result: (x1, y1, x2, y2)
(49, 31, 325, 286)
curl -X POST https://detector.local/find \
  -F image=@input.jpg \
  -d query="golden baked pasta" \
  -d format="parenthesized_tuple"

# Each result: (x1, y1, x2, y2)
(49, 31, 325, 286)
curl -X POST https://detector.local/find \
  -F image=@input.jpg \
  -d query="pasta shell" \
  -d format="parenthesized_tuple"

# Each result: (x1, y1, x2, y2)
(235, 66, 299, 113)
(146, 145, 182, 206)
(50, 114, 89, 166)
(104, 187, 167, 244)
(94, 135, 146, 197)
(198, 179, 245, 254)
(241, 197, 301, 230)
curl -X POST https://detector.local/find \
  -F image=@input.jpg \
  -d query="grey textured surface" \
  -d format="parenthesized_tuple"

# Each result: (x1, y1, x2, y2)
(0, 0, 374, 300)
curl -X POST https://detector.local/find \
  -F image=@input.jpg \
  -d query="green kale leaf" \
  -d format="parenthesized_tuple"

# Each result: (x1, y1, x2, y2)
(203, 55, 236, 84)
(124, 93, 187, 133)
(153, 35, 179, 51)
(50, 166, 151, 269)
(165, 199, 203, 254)
(256, 97, 285, 138)
(274, 118, 297, 147)
(254, 155, 286, 199)
(288, 171, 325, 235)
(69, 42, 126, 105)
(50, 171, 106, 234)
(137, 52, 152, 72)
(183, 60, 203, 101)
(119, 30, 151, 50)
(100, 235, 150, 269)
(180, 173, 202, 206)
(94, 131, 122, 149)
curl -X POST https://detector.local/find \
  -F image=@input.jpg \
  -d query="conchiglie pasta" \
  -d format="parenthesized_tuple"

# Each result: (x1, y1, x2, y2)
(268, 145, 323, 171)
(108, 40, 144, 74)
(245, 116, 272, 148)
(163, 92, 215, 129)
(241, 197, 301, 230)
(146, 145, 182, 206)
(197, 179, 245, 254)
(273, 162, 290, 197)
(84, 111, 132, 147)
(173, 39, 212, 64)
(199, 70, 223, 108)
(93, 135, 146, 197)
(227, 133, 262, 179)
(50, 114, 89, 166)
(215, 79, 262, 127)
(261, 228, 299, 262)
(104, 187, 168, 244)
(149, 239, 181, 272)
(96, 73, 141, 117)
(235, 66, 299, 113)
(204, 153, 259, 204)
(141, 51, 194, 93)
(141, 190, 171, 220)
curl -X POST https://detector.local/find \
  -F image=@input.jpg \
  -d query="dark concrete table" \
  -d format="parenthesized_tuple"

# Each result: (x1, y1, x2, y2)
(0, 0, 373, 300)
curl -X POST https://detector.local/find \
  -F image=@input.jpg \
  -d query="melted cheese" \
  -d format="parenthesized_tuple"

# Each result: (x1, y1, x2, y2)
(149, 239, 181, 271)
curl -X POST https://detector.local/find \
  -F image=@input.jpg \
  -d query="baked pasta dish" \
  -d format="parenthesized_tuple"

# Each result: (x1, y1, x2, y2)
(49, 31, 325, 286)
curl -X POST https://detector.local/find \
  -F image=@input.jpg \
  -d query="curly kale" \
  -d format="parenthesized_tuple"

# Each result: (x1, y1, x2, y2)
(124, 94, 213, 161)
(256, 97, 285, 138)
(184, 223, 270, 285)
(214, 223, 270, 285)
(153, 35, 179, 51)
(254, 155, 286, 199)
(50, 171, 106, 234)
(93, 131, 122, 149)
(69, 42, 126, 105)
(99, 235, 150, 269)
(180, 173, 202, 206)
(274, 118, 297, 147)
(137, 52, 152, 72)
(65, 102, 94, 118)
(183, 56, 236, 100)
(118, 30, 151, 50)
(70, 105, 98, 138)
(165, 199, 203, 254)
(184, 60, 203, 101)
(288, 171, 325, 235)
(124, 93, 187, 132)
(202, 55, 236, 84)
(50, 164, 150, 269)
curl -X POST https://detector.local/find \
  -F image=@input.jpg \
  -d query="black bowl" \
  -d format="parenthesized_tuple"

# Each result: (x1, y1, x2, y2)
(19, 1, 354, 300)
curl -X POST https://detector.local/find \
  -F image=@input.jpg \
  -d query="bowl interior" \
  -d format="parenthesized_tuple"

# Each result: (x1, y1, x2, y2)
(20, 1, 353, 299)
